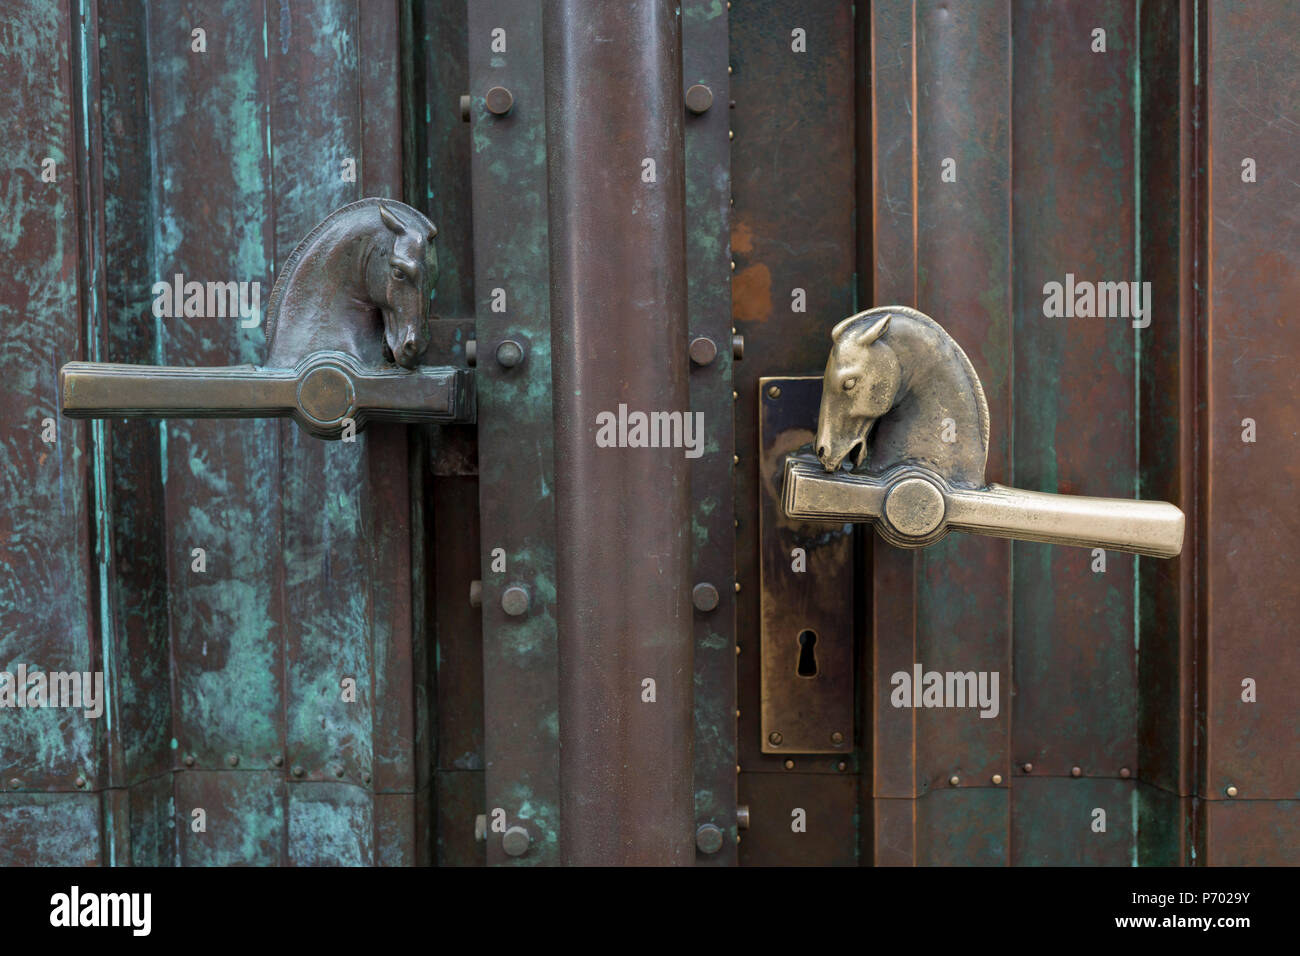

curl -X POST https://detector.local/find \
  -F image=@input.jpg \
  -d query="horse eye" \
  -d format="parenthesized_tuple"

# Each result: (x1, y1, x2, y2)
(843, 377, 857, 391)
(391, 267, 405, 281)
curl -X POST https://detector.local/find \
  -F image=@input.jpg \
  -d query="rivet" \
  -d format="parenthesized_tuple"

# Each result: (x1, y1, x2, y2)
(784, 759, 794, 770)
(734, 709, 741, 718)
(729, 259, 735, 271)
(362, 771, 372, 785)
(469, 579, 483, 608)
(685, 83, 714, 114)
(465, 339, 477, 367)
(501, 584, 530, 616)
(992, 773, 1003, 785)
(695, 822, 724, 854)
(474, 814, 487, 842)
(75, 775, 86, 789)
(689, 336, 718, 366)
(184, 754, 195, 768)
(292, 765, 305, 778)
(728, 129, 734, 140)
(837, 761, 847, 772)
(272, 754, 284, 768)
(727, 65, 733, 75)
(1226, 785, 1238, 798)
(496, 339, 524, 368)
(733, 581, 741, 593)
(1022, 762, 1033, 773)
(949, 775, 960, 787)
(8, 778, 21, 789)
(736, 764, 742, 774)
(333, 764, 346, 778)
(732, 390, 738, 400)
(766, 384, 781, 399)
(1071, 766, 1082, 778)
(226, 754, 239, 768)
(830, 731, 844, 746)
(732, 333, 744, 360)
(459, 93, 471, 122)
(736, 804, 750, 829)
(735, 644, 741, 655)
(692, 582, 720, 612)
(1120, 767, 1131, 779)
(733, 455, 739, 465)
(485, 85, 514, 116)
(502, 825, 530, 857)
(768, 731, 783, 746)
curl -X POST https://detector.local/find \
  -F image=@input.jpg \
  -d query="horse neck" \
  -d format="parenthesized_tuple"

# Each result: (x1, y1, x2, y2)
(873, 316, 987, 485)
(268, 216, 379, 365)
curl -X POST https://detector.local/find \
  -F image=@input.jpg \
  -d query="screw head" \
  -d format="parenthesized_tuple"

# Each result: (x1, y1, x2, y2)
(695, 822, 724, 854)
(685, 83, 714, 114)
(837, 761, 847, 772)
(226, 754, 239, 768)
(292, 765, 305, 778)
(689, 336, 718, 366)
(501, 584, 530, 616)
(766, 384, 781, 399)
(1226, 785, 1238, 798)
(992, 773, 1003, 785)
(949, 775, 960, 787)
(74, 775, 86, 789)
(502, 825, 530, 857)
(272, 754, 284, 768)
(1120, 767, 1131, 779)
(496, 339, 525, 368)
(8, 778, 20, 789)
(692, 582, 720, 612)
(768, 731, 783, 746)
(184, 754, 195, 768)
(485, 86, 514, 115)
(1071, 766, 1082, 778)
(1022, 762, 1033, 773)
(783, 759, 795, 770)
(830, 731, 844, 746)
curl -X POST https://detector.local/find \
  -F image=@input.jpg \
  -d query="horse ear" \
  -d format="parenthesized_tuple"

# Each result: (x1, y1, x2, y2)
(831, 310, 890, 344)
(378, 202, 404, 235)
(427, 225, 438, 241)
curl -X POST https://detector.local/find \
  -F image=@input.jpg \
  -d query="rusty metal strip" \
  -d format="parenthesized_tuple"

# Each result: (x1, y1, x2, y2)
(467, 0, 561, 866)
(683, 0, 737, 867)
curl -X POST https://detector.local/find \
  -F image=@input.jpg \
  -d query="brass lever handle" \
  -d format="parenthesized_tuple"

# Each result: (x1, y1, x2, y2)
(783, 459, 1184, 558)
(58, 199, 474, 438)
(782, 305, 1184, 558)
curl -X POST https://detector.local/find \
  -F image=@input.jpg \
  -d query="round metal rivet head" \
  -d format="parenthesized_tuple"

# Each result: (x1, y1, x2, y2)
(692, 582, 720, 612)
(1120, 767, 1131, 779)
(695, 822, 724, 854)
(469, 579, 483, 608)
(883, 477, 946, 538)
(75, 775, 86, 789)
(949, 775, 960, 787)
(837, 761, 847, 772)
(830, 731, 844, 746)
(1071, 766, 1082, 777)
(459, 94, 471, 122)
(1226, 785, 1238, 798)
(362, 772, 372, 785)
(992, 774, 1003, 785)
(1022, 762, 1033, 773)
(184, 754, 195, 768)
(226, 754, 239, 768)
(685, 83, 714, 114)
(502, 825, 530, 857)
(766, 384, 781, 399)
(465, 339, 478, 367)
(292, 765, 305, 778)
(768, 731, 783, 746)
(8, 778, 21, 789)
(502, 585, 530, 616)
(783, 759, 795, 770)
(733, 581, 741, 593)
(272, 754, 284, 768)
(496, 339, 524, 368)
(485, 86, 514, 115)
(689, 336, 718, 366)
(333, 764, 346, 778)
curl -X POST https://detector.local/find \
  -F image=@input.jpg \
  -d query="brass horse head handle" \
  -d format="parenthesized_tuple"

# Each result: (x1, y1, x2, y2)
(61, 198, 472, 438)
(785, 306, 1184, 558)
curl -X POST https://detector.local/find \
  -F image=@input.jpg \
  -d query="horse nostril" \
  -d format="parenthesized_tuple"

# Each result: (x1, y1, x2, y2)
(402, 340, 417, 355)
(816, 445, 827, 459)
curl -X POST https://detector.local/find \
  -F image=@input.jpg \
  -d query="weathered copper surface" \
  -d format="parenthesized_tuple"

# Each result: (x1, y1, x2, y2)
(545, 0, 695, 866)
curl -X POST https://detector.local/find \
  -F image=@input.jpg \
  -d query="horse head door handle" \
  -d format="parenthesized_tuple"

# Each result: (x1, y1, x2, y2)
(782, 306, 1184, 558)
(60, 199, 473, 439)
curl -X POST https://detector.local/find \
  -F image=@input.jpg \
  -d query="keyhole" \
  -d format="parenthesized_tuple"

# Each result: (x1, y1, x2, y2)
(796, 629, 818, 678)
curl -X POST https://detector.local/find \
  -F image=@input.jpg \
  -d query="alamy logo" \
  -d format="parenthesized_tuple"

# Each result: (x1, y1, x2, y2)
(890, 663, 1000, 719)
(152, 272, 262, 328)
(1042, 273, 1152, 328)
(595, 404, 705, 459)
(0, 665, 104, 718)
(50, 886, 151, 936)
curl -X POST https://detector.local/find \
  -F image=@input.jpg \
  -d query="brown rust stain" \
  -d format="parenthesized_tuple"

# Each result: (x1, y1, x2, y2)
(732, 262, 771, 322)
(731, 219, 755, 254)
